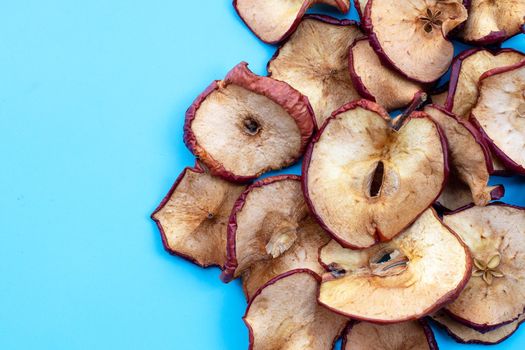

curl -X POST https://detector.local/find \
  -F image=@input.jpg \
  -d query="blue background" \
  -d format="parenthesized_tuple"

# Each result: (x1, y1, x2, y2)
(0, 1, 524, 349)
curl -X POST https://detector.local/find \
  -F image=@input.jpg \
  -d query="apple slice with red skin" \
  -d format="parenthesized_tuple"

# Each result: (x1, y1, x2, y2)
(233, 0, 350, 44)
(342, 320, 438, 350)
(443, 204, 525, 332)
(456, 0, 525, 45)
(471, 60, 525, 175)
(424, 105, 503, 210)
(444, 48, 525, 119)
(363, 0, 467, 83)
(244, 269, 348, 350)
(151, 163, 246, 268)
(431, 310, 525, 345)
(221, 176, 330, 300)
(318, 208, 471, 323)
(349, 38, 424, 111)
(184, 62, 315, 183)
(303, 99, 447, 249)
(267, 15, 364, 127)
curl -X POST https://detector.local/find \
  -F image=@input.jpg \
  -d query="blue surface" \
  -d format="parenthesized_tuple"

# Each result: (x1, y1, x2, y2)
(0, 1, 524, 349)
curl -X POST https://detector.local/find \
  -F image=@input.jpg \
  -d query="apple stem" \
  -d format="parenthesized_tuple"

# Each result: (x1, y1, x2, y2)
(391, 92, 428, 131)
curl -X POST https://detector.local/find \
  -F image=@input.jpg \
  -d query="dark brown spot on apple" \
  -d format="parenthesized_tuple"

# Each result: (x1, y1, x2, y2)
(207, 212, 215, 220)
(369, 161, 385, 198)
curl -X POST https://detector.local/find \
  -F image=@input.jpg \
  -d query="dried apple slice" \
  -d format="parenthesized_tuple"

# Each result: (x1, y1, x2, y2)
(233, 0, 350, 44)
(431, 310, 525, 345)
(424, 105, 503, 209)
(244, 269, 348, 350)
(151, 163, 246, 267)
(267, 15, 363, 127)
(349, 38, 424, 111)
(445, 48, 525, 119)
(363, 0, 467, 83)
(342, 320, 438, 350)
(443, 204, 525, 331)
(184, 62, 315, 182)
(318, 209, 471, 323)
(471, 60, 525, 175)
(221, 176, 329, 294)
(303, 99, 447, 249)
(457, 0, 525, 44)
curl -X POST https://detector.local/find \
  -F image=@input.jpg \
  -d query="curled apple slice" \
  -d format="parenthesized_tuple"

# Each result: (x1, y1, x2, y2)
(471, 60, 525, 175)
(444, 204, 525, 332)
(244, 269, 348, 350)
(424, 105, 503, 209)
(343, 320, 438, 350)
(221, 176, 329, 297)
(445, 48, 525, 119)
(349, 38, 423, 111)
(318, 209, 471, 323)
(303, 100, 447, 249)
(363, 0, 467, 83)
(151, 163, 246, 267)
(431, 311, 525, 345)
(233, 0, 350, 44)
(184, 62, 315, 182)
(457, 0, 525, 44)
(268, 15, 363, 127)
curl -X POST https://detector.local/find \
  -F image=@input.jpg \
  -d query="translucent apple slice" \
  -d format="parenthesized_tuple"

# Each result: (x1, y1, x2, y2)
(303, 100, 447, 249)
(349, 38, 423, 111)
(457, 0, 525, 45)
(151, 163, 246, 268)
(363, 0, 467, 83)
(244, 269, 348, 350)
(233, 0, 350, 44)
(267, 15, 363, 127)
(424, 105, 503, 209)
(443, 204, 525, 332)
(445, 48, 525, 119)
(318, 209, 471, 323)
(221, 175, 329, 298)
(184, 62, 315, 183)
(431, 310, 525, 345)
(342, 320, 438, 350)
(471, 60, 525, 175)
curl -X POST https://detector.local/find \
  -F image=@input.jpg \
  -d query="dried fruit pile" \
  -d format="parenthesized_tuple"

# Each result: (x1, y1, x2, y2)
(153, 1, 525, 348)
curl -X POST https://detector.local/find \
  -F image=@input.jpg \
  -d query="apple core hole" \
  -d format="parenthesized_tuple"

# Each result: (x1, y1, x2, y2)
(369, 249, 409, 277)
(369, 161, 385, 198)
(243, 117, 261, 136)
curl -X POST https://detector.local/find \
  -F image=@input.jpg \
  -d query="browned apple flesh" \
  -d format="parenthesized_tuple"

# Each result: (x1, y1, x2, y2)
(343, 320, 438, 350)
(446, 49, 524, 119)
(363, 0, 467, 83)
(221, 176, 329, 295)
(349, 38, 423, 111)
(457, 0, 525, 44)
(444, 204, 525, 331)
(244, 269, 348, 350)
(233, 0, 350, 44)
(424, 105, 501, 208)
(471, 61, 525, 174)
(303, 100, 446, 249)
(431, 310, 525, 345)
(268, 15, 363, 127)
(318, 209, 471, 323)
(151, 164, 246, 268)
(184, 62, 315, 182)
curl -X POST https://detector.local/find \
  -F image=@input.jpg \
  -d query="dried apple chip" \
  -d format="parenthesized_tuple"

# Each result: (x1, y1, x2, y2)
(268, 15, 363, 127)
(318, 209, 471, 323)
(303, 100, 447, 249)
(363, 0, 467, 83)
(349, 38, 424, 111)
(444, 204, 525, 332)
(151, 163, 246, 267)
(471, 60, 525, 175)
(244, 269, 348, 350)
(233, 0, 350, 44)
(184, 62, 315, 182)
